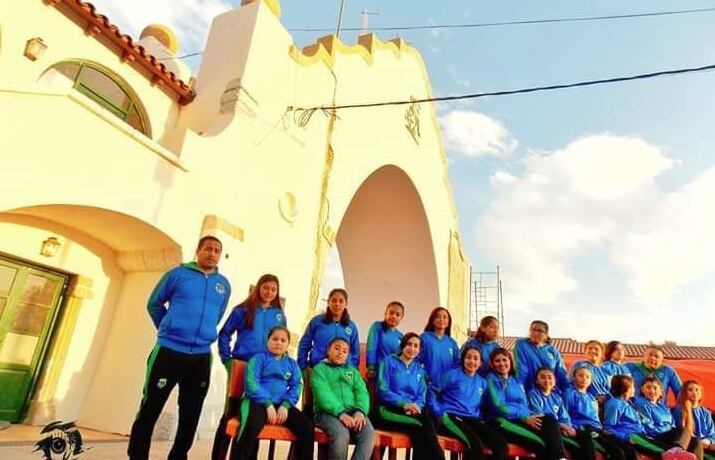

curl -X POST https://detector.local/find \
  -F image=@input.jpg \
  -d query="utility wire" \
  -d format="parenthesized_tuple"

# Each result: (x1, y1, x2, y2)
(290, 6, 715, 33)
(289, 62, 715, 124)
(160, 6, 715, 60)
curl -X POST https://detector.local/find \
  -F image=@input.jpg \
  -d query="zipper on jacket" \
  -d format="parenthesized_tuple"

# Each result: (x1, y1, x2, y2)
(192, 273, 209, 354)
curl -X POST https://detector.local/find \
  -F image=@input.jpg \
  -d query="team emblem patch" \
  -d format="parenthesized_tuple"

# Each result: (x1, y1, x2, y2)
(284, 372, 292, 380)
(552, 405, 560, 413)
(547, 352, 554, 360)
(215, 282, 226, 295)
(346, 371, 354, 381)
(157, 378, 167, 389)
(449, 348, 454, 355)
(345, 327, 352, 335)
(276, 313, 282, 321)
(478, 388, 484, 395)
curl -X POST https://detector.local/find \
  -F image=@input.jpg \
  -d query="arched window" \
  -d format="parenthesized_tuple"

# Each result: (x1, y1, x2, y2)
(45, 61, 151, 136)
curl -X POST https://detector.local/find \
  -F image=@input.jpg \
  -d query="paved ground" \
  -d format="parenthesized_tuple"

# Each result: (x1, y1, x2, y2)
(0, 424, 294, 459)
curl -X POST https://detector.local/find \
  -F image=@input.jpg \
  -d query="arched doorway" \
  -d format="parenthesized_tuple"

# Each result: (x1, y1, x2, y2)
(0, 205, 181, 427)
(330, 165, 441, 334)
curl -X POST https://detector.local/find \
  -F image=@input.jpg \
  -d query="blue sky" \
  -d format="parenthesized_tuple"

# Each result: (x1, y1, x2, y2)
(93, 0, 715, 344)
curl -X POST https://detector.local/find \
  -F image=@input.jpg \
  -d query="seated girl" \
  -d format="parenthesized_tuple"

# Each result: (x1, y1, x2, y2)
(563, 366, 627, 460)
(634, 376, 702, 459)
(485, 347, 567, 460)
(375, 332, 444, 460)
(603, 375, 695, 460)
(429, 346, 508, 460)
(311, 337, 375, 460)
(674, 380, 714, 460)
(229, 327, 313, 460)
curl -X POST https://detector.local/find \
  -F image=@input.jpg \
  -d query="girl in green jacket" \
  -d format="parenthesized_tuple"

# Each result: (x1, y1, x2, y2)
(311, 338, 376, 460)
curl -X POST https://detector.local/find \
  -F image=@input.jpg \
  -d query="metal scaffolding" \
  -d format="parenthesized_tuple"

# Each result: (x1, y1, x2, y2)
(469, 266, 504, 335)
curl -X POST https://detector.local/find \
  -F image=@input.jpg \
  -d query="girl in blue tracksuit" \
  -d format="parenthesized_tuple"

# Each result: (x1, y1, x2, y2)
(568, 340, 610, 402)
(603, 375, 690, 460)
(461, 315, 500, 376)
(563, 366, 627, 460)
(419, 307, 460, 387)
(634, 376, 702, 458)
(430, 346, 508, 460)
(485, 348, 567, 460)
(375, 332, 444, 460)
(365, 301, 405, 377)
(513, 320, 568, 393)
(626, 345, 682, 407)
(213, 274, 286, 460)
(230, 327, 313, 460)
(601, 341, 631, 384)
(674, 380, 714, 460)
(297, 288, 360, 370)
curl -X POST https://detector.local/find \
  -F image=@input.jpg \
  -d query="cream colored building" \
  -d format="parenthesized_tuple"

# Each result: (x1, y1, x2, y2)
(0, 0, 470, 438)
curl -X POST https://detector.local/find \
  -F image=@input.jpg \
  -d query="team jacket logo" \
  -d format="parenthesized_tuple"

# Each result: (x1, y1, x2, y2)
(345, 327, 352, 335)
(448, 348, 454, 355)
(215, 282, 226, 295)
(346, 371, 354, 381)
(276, 313, 283, 321)
(478, 388, 484, 395)
(552, 405, 560, 413)
(546, 352, 554, 360)
(284, 372, 292, 380)
(157, 378, 168, 389)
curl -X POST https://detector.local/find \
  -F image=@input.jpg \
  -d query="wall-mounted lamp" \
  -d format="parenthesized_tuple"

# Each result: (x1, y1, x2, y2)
(24, 37, 48, 61)
(40, 237, 61, 257)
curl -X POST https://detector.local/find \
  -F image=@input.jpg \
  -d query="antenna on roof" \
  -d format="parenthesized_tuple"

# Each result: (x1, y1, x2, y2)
(360, 9, 380, 35)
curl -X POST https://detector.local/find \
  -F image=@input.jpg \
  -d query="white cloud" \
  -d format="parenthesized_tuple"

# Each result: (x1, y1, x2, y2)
(475, 133, 715, 343)
(91, 0, 231, 54)
(440, 110, 517, 157)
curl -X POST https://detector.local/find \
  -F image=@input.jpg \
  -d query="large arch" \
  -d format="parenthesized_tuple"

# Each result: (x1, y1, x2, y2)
(335, 165, 440, 334)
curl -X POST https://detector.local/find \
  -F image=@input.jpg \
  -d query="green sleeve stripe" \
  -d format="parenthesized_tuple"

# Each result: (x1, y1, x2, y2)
(629, 434, 665, 455)
(496, 417, 545, 447)
(442, 415, 471, 450)
(378, 406, 422, 427)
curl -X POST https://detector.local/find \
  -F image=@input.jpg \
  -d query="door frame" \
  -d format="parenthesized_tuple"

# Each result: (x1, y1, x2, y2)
(0, 253, 70, 421)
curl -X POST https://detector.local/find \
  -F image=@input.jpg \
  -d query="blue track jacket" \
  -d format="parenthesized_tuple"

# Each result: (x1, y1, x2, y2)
(217, 305, 286, 362)
(147, 262, 231, 354)
(461, 338, 499, 376)
(562, 386, 602, 430)
(297, 314, 360, 369)
(569, 360, 611, 397)
(633, 396, 675, 437)
(528, 389, 571, 425)
(429, 367, 488, 418)
(485, 372, 531, 421)
(377, 355, 427, 409)
(513, 338, 568, 392)
(601, 360, 631, 382)
(419, 331, 460, 385)
(673, 406, 715, 443)
(603, 397, 645, 442)
(626, 362, 682, 406)
(244, 351, 302, 408)
(365, 321, 403, 372)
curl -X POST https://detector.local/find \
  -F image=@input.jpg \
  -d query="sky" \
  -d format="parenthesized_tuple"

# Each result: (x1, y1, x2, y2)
(91, 0, 715, 345)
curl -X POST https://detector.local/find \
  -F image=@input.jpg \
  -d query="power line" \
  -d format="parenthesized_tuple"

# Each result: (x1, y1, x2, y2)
(160, 6, 715, 60)
(290, 62, 715, 117)
(290, 6, 715, 33)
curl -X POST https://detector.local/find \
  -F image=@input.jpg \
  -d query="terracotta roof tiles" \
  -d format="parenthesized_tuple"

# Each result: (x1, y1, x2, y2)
(45, 0, 196, 104)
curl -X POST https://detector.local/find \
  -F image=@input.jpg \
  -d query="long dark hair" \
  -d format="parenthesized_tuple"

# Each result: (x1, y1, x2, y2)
(323, 288, 351, 326)
(423, 307, 452, 336)
(475, 315, 498, 342)
(238, 274, 282, 329)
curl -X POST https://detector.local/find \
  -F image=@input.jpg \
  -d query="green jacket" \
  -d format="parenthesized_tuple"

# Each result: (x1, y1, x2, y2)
(310, 361, 370, 417)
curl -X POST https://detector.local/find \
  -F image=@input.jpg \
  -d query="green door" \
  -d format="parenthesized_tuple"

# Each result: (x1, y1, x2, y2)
(0, 256, 68, 422)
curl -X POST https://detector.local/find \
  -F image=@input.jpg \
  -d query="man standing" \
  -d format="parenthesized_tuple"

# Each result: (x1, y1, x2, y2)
(128, 235, 231, 460)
